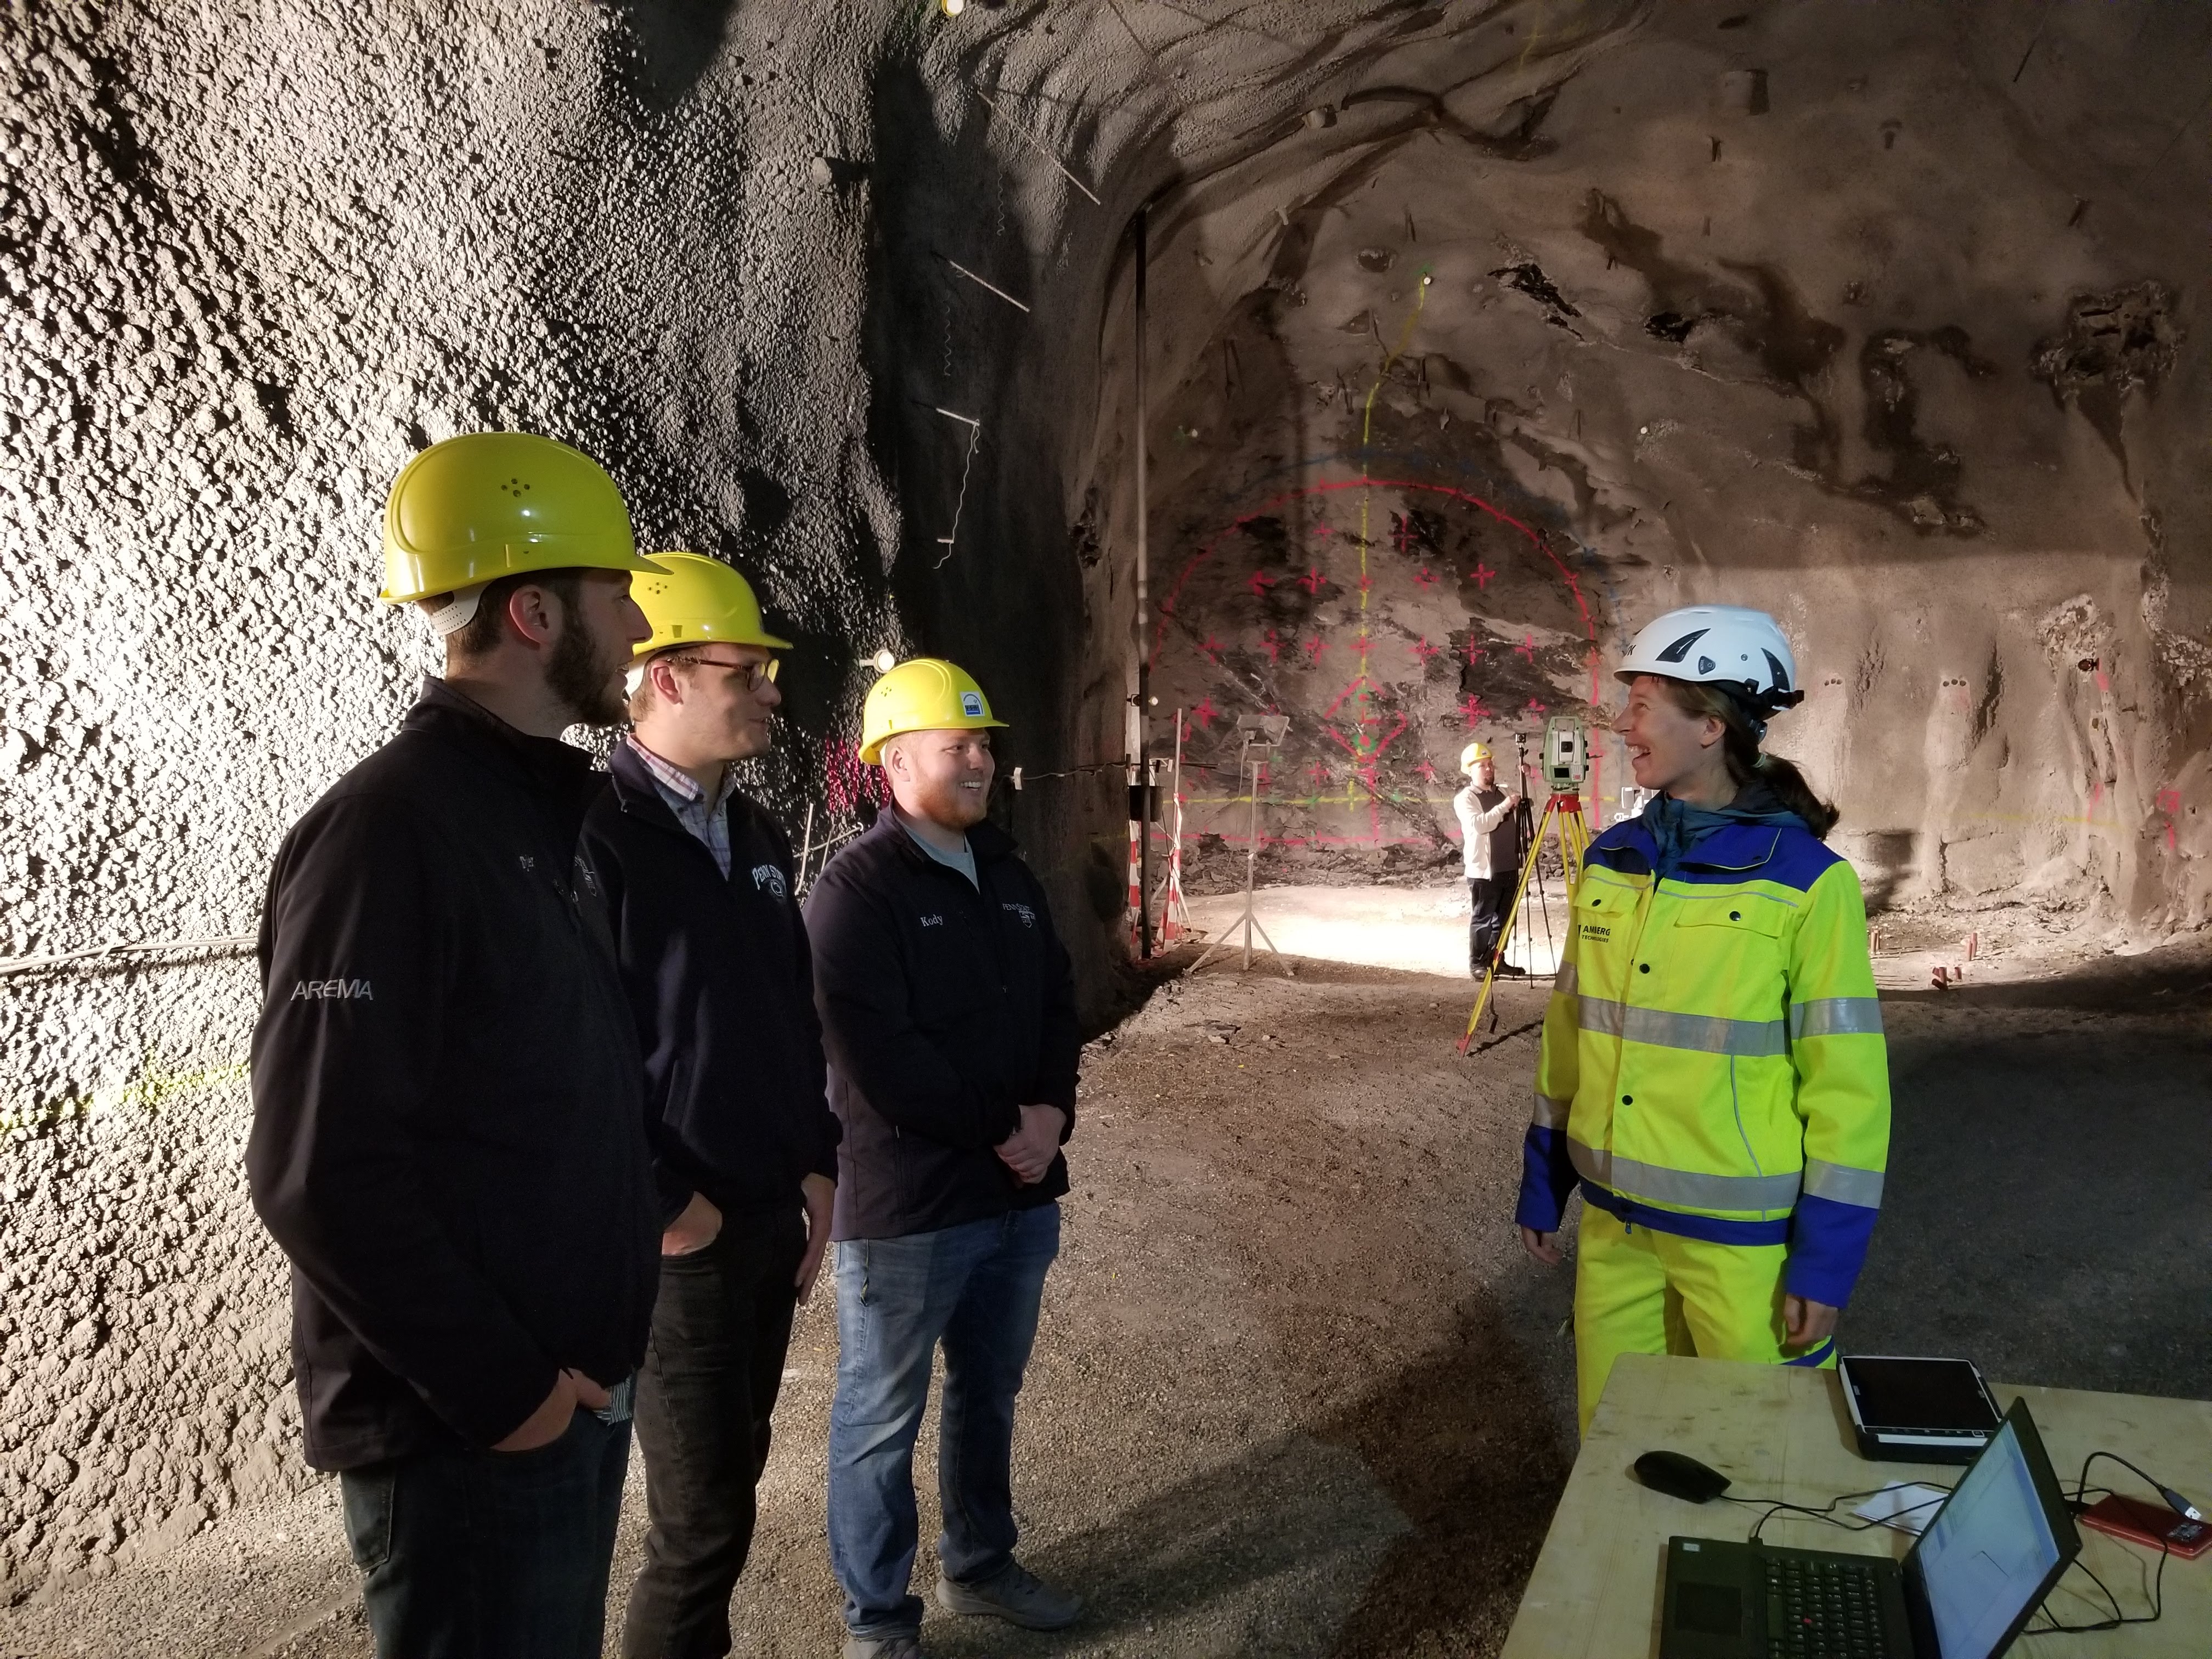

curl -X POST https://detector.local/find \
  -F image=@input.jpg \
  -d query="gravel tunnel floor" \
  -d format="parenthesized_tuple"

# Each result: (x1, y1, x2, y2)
(5, 942, 2206, 1659)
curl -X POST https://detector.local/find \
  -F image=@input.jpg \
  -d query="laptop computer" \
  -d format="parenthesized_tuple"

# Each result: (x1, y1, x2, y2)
(1660, 1399, 2081, 1658)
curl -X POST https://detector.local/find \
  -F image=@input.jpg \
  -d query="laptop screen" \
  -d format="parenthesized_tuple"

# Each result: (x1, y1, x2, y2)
(1915, 1419, 2064, 1656)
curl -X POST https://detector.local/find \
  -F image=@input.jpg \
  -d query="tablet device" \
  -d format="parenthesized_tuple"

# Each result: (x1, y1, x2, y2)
(1839, 1354, 2003, 1464)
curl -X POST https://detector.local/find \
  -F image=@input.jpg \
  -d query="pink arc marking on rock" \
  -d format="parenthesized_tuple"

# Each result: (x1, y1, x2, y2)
(2158, 787, 2181, 850)
(1153, 476, 1606, 815)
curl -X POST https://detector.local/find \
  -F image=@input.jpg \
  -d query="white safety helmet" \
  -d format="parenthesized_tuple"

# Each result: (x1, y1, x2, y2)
(1615, 605, 1804, 721)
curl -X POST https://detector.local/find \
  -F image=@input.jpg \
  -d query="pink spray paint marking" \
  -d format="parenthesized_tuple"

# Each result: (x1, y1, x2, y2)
(1154, 476, 1608, 828)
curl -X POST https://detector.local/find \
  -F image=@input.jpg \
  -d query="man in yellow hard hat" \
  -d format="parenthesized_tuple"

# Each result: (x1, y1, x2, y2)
(1454, 738, 1526, 978)
(804, 659, 1082, 1658)
(577, 552, 843, 1658)
(247, 431, 665, 1659)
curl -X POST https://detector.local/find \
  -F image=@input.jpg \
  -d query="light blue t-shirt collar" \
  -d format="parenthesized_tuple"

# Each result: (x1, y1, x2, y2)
(895, 808, 978, 890)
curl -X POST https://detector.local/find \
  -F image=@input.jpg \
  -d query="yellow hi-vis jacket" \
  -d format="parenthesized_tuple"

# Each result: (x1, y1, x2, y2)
(1514, 812, 1891, 1308)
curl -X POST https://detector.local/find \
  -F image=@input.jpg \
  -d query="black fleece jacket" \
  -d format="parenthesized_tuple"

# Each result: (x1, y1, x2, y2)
(803, 808, 1079, 1242)
(246, 680, 658, 1471)
(580, 742, 840, 1228)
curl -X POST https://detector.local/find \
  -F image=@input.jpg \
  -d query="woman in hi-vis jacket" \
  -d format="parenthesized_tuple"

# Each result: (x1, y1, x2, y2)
(1515, 605, 1891, 1434)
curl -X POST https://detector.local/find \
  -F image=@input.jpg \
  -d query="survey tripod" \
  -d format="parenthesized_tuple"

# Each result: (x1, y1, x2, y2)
(1192, 715, 1294, 978)
(1457, 721, 1594, 1052)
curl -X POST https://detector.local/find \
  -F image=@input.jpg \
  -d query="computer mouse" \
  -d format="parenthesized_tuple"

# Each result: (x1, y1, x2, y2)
(1634, 1449, 1732, 1504)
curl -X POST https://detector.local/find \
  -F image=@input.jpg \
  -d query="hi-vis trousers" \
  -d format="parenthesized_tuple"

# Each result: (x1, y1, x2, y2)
(1573, 1203, 1836, 1434)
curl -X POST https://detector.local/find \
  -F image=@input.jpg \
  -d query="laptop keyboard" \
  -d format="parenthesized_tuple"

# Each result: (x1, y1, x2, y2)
(1765, 1555, 1892, 1657)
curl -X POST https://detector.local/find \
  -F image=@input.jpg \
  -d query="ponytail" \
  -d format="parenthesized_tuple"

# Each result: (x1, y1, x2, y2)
(1661, 679, 1840, 840)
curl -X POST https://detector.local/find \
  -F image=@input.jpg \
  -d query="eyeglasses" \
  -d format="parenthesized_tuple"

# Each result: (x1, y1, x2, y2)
(668, 653, 779, 691)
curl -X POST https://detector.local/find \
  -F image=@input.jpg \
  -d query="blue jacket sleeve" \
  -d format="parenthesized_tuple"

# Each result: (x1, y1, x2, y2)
(1513, 930, 1583, 1234)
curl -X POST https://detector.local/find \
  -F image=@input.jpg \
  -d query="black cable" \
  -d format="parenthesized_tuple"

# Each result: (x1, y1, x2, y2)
(1717, 1484, 1953, 1544)
(2020, 1451, 2174, 1635)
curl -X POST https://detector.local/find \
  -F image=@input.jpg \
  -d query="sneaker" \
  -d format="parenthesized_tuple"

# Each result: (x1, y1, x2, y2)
(841, 1636, 923, 1659)
(936, 1560, 1082, 1630)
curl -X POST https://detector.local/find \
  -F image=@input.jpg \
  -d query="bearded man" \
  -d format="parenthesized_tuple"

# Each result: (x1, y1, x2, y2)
(248, 432, 663, 1659)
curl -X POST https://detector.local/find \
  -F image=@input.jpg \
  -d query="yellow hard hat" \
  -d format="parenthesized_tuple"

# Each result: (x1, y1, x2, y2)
(859, 658, 1007, 765)
(1460, 741, 1494, 772)
(630, 551, 793, 660)
(380, 431, 664, 604)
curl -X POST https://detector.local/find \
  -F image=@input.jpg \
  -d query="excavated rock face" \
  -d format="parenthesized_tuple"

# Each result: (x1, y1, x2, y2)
(1113, 4, 2210, 917)
(0, 0, 2205, 1599)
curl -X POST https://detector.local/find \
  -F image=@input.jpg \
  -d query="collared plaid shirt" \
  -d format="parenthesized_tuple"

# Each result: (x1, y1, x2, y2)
(624, 735, 738, 878)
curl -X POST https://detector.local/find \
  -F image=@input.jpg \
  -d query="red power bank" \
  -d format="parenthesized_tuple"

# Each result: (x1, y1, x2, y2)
(2079, 1494, 2212, 1558)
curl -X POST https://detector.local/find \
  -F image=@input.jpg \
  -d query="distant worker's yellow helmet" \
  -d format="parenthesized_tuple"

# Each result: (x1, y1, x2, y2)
(630, 551, 793, 660)
(1461, 741, 1494, 774)
(380, 431, 663, 605)
(859, 658, 1007, 765)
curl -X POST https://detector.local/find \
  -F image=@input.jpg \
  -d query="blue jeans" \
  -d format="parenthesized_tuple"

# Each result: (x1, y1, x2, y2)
(340, 1405, 631, 1659)
(827, 1203, 1060, 1638)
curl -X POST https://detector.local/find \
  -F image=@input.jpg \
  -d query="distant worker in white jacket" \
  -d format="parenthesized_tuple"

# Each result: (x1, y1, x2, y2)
(1454, 741, 1526, 978)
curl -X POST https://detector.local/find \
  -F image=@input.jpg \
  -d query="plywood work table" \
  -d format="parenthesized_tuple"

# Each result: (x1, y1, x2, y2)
(1502, 1353, 2212, 1657)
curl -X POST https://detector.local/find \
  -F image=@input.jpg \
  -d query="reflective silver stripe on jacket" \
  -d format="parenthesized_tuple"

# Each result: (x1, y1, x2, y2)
(1788, 997, 1885, 1039)
(1576, 995, 1790, 1058)
(1802, 1158, 1884, 1209)
(1554, 961, 1579, 997)
(1570, 1139, 1804, 1212)
(1531, 1090, 1571, 1128)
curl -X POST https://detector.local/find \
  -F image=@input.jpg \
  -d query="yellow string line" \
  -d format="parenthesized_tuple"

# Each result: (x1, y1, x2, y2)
(1356, 268, 1433, 686)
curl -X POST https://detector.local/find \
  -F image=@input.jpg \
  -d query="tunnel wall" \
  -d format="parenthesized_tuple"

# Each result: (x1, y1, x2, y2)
(0, 0, 929, 1601)
(0, 0, 1443, 1599)
(2, 0, 2208, 1604)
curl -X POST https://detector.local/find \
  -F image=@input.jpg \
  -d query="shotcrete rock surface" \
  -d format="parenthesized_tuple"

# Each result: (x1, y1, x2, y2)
(4, 0, 2208, 1613)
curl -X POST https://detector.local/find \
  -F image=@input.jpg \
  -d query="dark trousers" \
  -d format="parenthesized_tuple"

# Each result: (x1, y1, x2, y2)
(622, 1205, 806, 1659)
(339, 1406, 630, 1659)
(1470, 868, 1520, 974)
